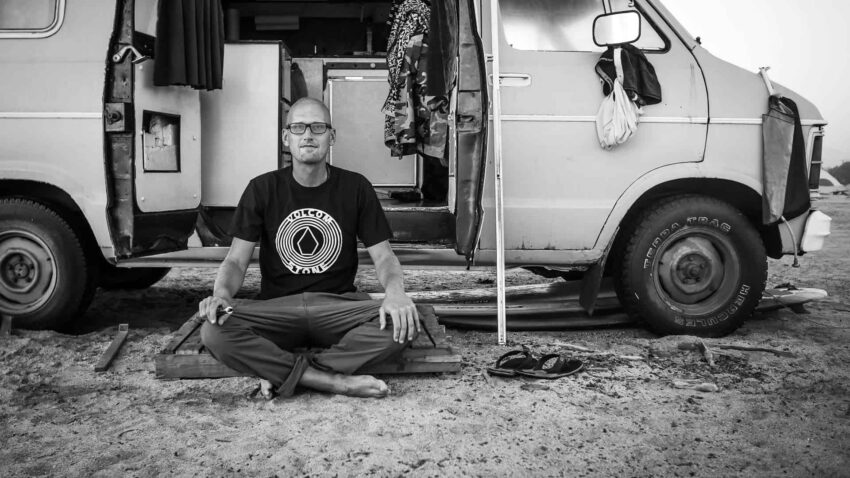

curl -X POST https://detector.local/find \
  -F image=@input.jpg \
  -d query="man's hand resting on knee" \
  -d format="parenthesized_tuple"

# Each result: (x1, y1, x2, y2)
(199, 295, 233, 325)
(379, 291, 420, 343)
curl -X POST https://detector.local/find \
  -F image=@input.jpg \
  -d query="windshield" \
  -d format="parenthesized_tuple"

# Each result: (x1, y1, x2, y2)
(644, 0, 698, 45)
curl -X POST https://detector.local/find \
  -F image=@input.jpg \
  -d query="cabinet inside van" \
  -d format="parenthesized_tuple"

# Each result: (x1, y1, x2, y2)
(190, 0, 487, 265)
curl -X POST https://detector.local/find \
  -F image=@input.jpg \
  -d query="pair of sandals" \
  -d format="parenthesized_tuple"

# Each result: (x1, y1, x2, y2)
(487, 346, 584, 379)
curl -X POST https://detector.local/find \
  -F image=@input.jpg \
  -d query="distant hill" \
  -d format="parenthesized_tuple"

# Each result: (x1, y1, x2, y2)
(827, 162, 850, 185)
(823, 145, 849, 170)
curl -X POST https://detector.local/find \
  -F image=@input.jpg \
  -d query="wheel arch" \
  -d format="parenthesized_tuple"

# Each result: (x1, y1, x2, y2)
(598, 167, 773, 272)
(0, 179, 107, 265)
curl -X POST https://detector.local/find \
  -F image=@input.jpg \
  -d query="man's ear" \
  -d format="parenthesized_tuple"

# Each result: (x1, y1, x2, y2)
(329, 128, 336, 146)
(282, 130, 290, 147)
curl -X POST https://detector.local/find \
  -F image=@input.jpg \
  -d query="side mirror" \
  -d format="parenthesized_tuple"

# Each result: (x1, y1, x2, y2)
(593, 10, 641, 47)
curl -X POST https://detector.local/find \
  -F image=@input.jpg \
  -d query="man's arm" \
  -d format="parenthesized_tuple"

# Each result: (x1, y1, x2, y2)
(198, 237, 256, 324)
(367, 239, 419, 343)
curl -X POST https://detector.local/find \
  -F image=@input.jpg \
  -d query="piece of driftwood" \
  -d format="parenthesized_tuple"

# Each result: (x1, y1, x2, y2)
(715, 344, 796, 358)
(156, 305, 460, 380)
(697, 339, 716, 367)
(95, 324, 129, 372)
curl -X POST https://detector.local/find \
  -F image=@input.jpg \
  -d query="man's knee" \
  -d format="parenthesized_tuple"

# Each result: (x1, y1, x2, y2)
(375, 323, 416, 353)
(200, 321, 231, 356)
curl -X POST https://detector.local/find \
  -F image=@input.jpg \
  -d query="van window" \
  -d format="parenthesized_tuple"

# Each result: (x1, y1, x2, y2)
(819, 178, 834, 187)
(0, 0, 62, 36)
(500, 0, 666, 52)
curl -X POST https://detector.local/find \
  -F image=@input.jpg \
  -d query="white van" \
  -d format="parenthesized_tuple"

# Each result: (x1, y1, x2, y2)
(0, 0, 830, 337)
(819, 170, 847, 196)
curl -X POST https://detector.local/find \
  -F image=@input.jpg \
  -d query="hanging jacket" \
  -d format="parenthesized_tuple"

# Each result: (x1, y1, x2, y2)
(595, 43, 661, 106)
(383, 0, 449, 162)
(383, 34, 449, 161)
(383, 0, 430, 121)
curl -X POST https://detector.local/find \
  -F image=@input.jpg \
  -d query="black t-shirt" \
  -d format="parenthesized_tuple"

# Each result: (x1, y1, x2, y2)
(229, 165, 392, 299)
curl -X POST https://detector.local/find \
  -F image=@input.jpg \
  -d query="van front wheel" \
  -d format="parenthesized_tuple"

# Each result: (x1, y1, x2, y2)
(0, 199, 96, 329)
(616, 195, 767, 337)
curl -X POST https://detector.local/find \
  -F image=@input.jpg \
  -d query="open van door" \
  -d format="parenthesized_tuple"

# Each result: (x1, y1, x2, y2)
(454, 0, 489, 262)
(104, 0, 203, 259)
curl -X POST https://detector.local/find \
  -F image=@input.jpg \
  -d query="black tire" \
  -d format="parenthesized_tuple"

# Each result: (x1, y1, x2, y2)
(615, 195, 767, 337)
(99, 266, 171, 290)
(0, 198, 96, 329)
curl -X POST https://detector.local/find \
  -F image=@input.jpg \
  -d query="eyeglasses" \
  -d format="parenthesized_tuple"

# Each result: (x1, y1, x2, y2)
(285, 122, 332, 135)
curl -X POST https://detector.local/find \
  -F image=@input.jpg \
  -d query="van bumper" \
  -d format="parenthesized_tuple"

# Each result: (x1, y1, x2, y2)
(779, 210, 832, 254)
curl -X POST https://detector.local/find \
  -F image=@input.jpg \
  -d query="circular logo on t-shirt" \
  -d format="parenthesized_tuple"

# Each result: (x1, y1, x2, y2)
(275, 208, 342, 274)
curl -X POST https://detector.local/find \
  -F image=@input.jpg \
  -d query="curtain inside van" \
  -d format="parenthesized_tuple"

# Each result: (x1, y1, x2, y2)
(153, 0, 224, 91)
(426, 0, 457, 97)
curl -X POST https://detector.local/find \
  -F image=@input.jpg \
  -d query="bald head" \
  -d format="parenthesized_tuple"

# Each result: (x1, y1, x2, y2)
(286, 97, 331, 125)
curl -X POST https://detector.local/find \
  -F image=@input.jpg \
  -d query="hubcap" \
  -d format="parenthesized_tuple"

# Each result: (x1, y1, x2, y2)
(657, 236, 726, 305)
(0, 231, 57, 314)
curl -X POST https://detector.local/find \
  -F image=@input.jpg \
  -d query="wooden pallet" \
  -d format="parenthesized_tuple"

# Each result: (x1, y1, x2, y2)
(155, 305, 460, 380)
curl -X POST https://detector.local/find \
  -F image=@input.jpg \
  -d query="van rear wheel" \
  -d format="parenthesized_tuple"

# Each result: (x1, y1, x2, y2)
(616, 195, 767, 337)
(0, 198, 96, 329)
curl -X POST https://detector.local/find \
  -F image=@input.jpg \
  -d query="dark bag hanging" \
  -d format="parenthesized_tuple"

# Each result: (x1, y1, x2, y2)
(153, 0, 225, 91)
(761, 96, 811, 225)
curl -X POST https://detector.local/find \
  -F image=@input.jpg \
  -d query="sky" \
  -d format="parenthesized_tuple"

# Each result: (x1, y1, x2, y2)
(662, 0, 850, 167)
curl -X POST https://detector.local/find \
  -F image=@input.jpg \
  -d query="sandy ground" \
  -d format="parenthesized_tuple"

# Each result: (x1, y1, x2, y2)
(2, 197, 849, 477)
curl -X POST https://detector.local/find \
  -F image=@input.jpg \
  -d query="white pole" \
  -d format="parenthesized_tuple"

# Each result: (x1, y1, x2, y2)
(489, 0, 507, 346)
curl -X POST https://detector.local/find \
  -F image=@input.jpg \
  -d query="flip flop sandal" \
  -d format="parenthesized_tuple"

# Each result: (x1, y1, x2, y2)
(486, 346, 538, 377)
(516, 353, 584, 379)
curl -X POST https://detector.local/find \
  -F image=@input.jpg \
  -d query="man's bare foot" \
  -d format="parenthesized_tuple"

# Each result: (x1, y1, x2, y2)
(300, 367, 389, 398)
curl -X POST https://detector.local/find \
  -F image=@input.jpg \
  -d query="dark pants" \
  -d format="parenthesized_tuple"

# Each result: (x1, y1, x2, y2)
(200, 292, 412, 397)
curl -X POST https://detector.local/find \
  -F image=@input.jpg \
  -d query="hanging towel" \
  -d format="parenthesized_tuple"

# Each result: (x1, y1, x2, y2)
(596, 47, 642, 150)
(762, 96, 811, 224)
(595, 43, 661, 106)
(153, 0, 225, 91)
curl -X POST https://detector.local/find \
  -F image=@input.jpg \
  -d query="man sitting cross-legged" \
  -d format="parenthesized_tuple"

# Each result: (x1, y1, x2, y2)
(199, 98, 420, 399)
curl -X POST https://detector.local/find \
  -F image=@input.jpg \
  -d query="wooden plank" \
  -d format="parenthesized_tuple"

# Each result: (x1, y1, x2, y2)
(158, 303, 460, 379)
(362, 354, 462, 374)
(175, 333, 204, 355)
(155, 353, 242, 379)
(163, 313, 205, 354)
(95, 324, 129, 372)
(156, 346, 461, 379)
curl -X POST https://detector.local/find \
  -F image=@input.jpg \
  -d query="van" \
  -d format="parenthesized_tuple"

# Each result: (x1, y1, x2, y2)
(0, 0, 830, 337)
(818, 170, 847, 196)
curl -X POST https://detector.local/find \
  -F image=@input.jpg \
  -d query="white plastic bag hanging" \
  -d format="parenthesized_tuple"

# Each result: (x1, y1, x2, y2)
(596, 47, 643, 150)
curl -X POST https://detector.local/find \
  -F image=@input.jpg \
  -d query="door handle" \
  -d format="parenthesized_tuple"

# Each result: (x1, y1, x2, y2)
(489, 73, 532, 87)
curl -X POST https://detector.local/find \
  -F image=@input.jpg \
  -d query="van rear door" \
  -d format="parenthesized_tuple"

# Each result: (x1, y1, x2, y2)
(104, 0, 202, 259)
